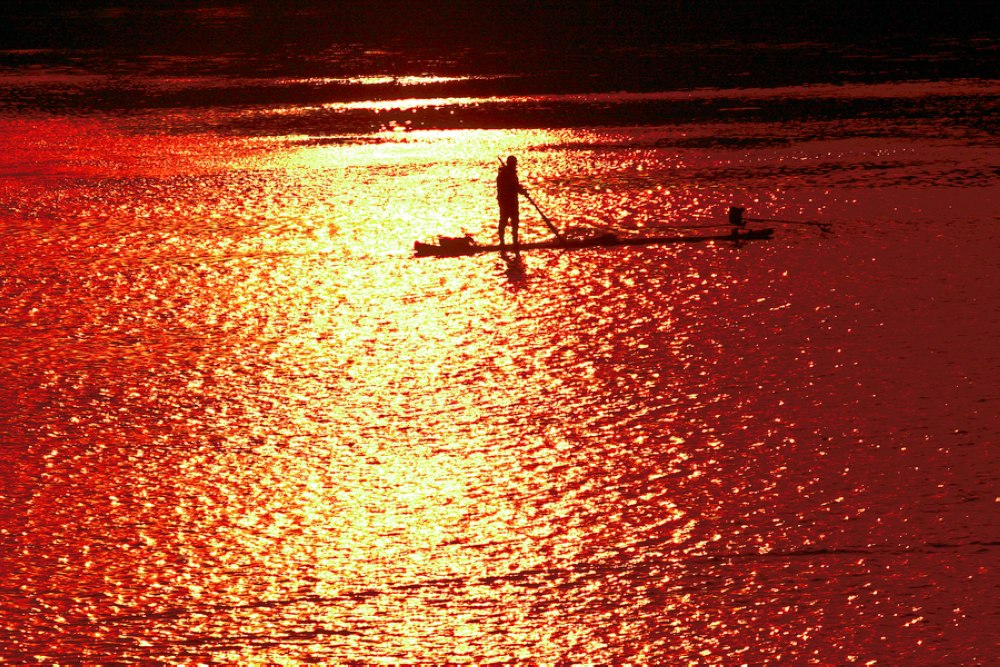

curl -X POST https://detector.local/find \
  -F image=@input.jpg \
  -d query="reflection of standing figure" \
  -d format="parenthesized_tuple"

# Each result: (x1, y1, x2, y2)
(497, 155, 527, 252)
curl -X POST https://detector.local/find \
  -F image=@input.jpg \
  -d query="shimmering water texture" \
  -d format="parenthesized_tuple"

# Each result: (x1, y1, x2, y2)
(2, 43, 999, 665)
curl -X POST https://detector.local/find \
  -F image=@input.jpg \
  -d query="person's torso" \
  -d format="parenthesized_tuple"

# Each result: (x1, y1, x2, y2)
(497, 166, 519, 200)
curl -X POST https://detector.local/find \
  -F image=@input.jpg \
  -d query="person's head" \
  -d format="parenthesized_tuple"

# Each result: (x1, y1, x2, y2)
(506, 155, 517, 168)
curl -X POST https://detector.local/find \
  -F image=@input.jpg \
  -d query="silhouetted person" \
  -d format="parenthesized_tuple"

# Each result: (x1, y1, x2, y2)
(729, 206, 746, 237)
(497, 155, 527, 252)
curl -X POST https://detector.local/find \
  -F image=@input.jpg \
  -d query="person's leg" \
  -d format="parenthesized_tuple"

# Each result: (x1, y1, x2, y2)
(511, 208, 520, 250)
(498, 212, 508, 248)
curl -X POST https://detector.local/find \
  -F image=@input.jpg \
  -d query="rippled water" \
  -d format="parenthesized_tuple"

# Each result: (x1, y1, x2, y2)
(2, 11, 999, 663)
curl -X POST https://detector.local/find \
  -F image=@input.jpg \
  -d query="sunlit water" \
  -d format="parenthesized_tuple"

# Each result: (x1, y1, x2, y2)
(1, 27, 999, 664)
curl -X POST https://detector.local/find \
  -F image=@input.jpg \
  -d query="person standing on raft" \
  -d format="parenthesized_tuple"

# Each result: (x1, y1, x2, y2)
(496, 155, 527, 252)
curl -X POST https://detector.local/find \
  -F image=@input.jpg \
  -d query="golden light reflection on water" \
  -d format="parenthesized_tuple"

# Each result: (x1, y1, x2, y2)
(3, 109, 998, 662)
(264, 79, 1000, 114)
(278, 75, 505, 87)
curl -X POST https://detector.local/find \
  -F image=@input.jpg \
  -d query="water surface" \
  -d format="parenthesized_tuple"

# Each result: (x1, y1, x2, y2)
(1, 7, 998, 663)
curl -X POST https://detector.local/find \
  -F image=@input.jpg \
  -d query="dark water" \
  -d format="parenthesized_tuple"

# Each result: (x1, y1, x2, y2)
(1, 3, 999, 663)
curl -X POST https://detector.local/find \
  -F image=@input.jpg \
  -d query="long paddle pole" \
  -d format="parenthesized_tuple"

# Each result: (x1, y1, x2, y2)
(524, 191, 566, 244)
(498, 157, 566, 244)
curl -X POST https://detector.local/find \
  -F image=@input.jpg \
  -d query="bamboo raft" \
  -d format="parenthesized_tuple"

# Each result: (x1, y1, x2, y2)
(413, 227, 774, 257)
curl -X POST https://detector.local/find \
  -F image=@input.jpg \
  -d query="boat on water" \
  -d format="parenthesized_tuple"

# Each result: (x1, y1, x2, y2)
(413, 227, 774, 258)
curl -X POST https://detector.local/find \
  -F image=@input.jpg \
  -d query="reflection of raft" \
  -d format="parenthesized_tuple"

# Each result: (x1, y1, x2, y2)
(413, 228, 774, 257)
